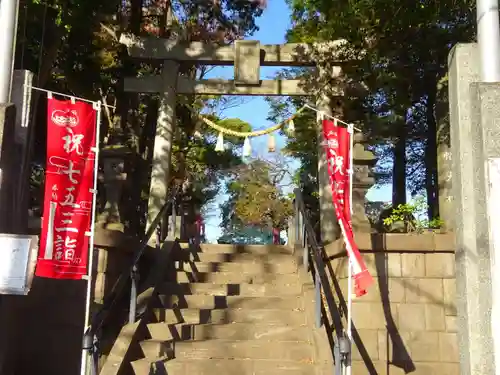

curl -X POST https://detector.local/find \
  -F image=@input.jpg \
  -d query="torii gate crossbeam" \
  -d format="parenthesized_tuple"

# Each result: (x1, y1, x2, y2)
(120, 35, 346, 245)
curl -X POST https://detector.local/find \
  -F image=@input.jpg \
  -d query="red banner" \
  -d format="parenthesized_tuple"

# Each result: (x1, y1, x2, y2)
(323, 119, 374, 296)
(36, 98, 97, 279)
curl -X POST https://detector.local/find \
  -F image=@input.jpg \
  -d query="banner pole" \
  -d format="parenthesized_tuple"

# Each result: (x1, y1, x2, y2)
(346, 259, 352, 374)
(322, 118, 373, 372)
(26, 85, 115, 110)
(348, 124, 354, 216)
(80, 100, 101, 375)
(346, 124, 354, 375)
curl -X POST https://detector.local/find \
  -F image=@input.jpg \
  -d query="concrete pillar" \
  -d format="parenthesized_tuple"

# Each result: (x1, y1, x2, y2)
(11, 70, 34, 146)
(448, 43, 496, 375)
(436, 76, 454, 231)
(0, 103, 17, 232)
(146, 60, 179, 242)
(11, 70, 34, 232)
(316, 68, 341, 244)
(468, 81, 500, 375)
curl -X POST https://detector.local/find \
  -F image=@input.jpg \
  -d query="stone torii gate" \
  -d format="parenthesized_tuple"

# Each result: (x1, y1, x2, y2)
(119, 35, 374, 243)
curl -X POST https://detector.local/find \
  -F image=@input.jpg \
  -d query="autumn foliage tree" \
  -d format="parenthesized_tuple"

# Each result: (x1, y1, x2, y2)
(220, 158, 294, 242)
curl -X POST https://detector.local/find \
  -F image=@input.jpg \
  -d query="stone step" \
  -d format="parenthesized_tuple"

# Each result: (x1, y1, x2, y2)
(160, 282, 302, 297)
(154, 307, 201, 324)
(153, 307, 307, 325)
(175, 270, 301, 285)
(158, 294, 303, 310)
(174, 339, 314, 361)
(139, 339, 173, 359)
(147, 322, 174, 341)
(130, 357, 170, 375)
(176, 260, 297, 274)
(179, 243, 293, 256)
(169, 322, 310, 342)
(161, 359, 316, 375)
(175, 251, 295, 264)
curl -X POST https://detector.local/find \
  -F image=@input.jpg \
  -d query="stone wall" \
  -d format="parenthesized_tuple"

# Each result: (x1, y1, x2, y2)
(93, 229, 138, 304)
(326, 233, 458, 375)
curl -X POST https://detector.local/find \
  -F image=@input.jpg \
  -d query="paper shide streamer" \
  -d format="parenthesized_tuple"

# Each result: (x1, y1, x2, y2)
(189, 104, 358, 156)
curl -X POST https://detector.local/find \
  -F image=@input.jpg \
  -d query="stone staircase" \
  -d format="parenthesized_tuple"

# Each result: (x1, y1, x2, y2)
(129, 243, 323, 375)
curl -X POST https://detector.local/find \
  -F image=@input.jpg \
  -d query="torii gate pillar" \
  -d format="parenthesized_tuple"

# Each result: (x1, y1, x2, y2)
(146, 61, 179, 235)
(316, 81, 341, 243)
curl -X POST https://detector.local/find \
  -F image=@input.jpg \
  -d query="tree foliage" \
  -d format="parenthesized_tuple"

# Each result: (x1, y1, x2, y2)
(268, 0, 476, 224)
(18, 0, 264, 236)
(18, 0, 478, 240)
(220, 158, 294, 238)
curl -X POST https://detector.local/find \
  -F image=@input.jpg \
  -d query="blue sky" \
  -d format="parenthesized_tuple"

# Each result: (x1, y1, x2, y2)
(202, 0, 392, 242)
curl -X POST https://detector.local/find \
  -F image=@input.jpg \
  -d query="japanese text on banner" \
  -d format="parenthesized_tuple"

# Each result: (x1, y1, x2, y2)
(36, 98, 97, 280)
(322, 119, 374, 296)
(324, 123, 351, 222)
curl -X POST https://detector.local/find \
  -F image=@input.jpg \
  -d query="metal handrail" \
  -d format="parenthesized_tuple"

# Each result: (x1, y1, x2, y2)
(293, 188, 350, 374)
(82, 184, 180, 373)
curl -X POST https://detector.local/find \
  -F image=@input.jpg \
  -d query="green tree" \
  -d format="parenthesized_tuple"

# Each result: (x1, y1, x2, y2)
(17, 0, 264, 236)
(271, 0, 475, 223)
(173, 116, 252, 222)
(221, 158, 294, 240)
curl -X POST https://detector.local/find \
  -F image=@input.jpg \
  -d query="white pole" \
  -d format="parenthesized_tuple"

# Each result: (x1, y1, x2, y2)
(488, 159, 500, 375)
(346, 124, 354, 375)
(346, 261, 352, 375)
(80, 100, 102, 375)
(348, 124, 354, 217)
(477, 0, 500, 82)
(0, 0, 20, 103)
